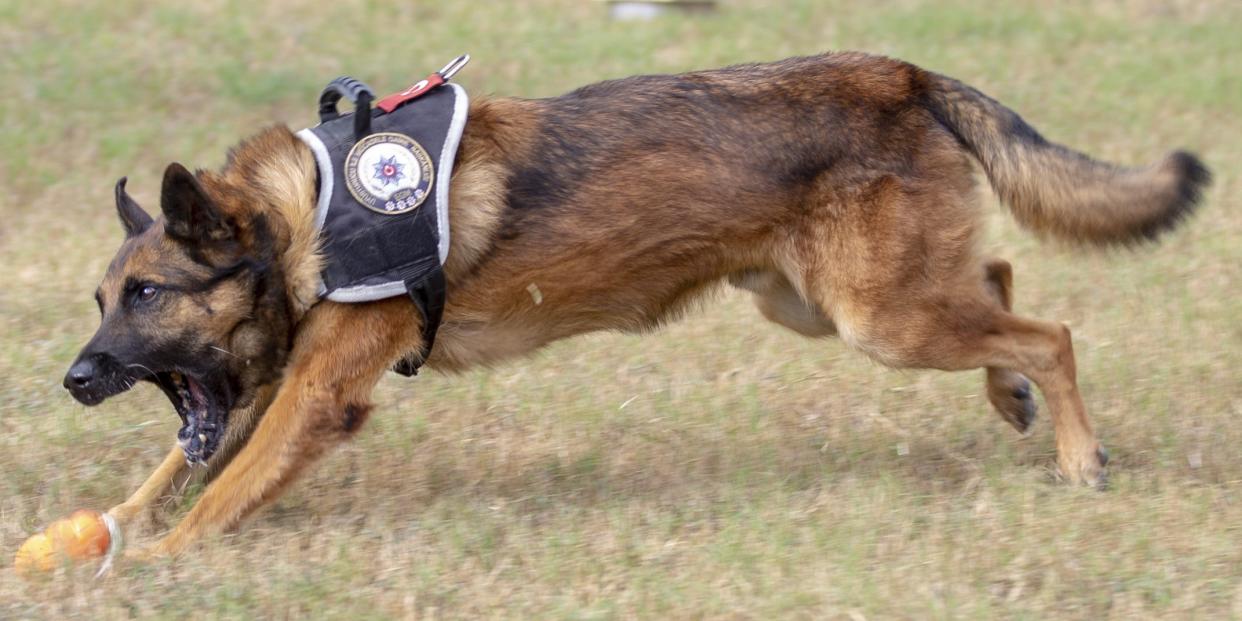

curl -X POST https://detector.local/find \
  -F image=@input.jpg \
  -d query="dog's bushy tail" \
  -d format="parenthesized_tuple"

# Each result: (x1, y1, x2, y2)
(922, 72, 1210, 246)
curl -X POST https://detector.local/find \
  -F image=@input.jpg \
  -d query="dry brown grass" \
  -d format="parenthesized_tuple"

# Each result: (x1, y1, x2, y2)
(1, 0, 1239, 618)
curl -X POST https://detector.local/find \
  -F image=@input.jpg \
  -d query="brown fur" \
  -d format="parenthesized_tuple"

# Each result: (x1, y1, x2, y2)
(73, 52, 1208, 557)
(923, 73, 1210, 245)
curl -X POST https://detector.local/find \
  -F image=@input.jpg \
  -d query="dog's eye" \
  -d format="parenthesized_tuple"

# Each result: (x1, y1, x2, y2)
(137, 285, 159, 303)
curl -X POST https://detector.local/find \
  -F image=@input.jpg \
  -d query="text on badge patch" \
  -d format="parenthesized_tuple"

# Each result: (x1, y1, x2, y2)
(344, 132, 435, 215)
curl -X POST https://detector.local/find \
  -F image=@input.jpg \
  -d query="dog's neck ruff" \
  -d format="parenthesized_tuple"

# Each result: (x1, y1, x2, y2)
(295, 63, 469, 375)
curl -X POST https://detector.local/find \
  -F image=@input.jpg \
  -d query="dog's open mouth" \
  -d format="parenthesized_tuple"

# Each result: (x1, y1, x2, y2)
(150, 371, 229, 466)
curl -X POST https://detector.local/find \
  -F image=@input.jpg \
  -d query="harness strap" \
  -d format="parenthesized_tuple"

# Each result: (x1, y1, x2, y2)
(393, 266, 446, 376)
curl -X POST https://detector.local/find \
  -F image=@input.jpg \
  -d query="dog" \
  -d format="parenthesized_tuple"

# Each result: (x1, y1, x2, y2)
(63, 52, 1209, 557)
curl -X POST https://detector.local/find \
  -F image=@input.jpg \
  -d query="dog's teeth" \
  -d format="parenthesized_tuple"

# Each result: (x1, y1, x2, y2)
(199, 434, 207, 443)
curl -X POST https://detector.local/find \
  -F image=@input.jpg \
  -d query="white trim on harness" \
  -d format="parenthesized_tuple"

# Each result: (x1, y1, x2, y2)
(435, 83, 468, 263)
(295, 128, 335, 299)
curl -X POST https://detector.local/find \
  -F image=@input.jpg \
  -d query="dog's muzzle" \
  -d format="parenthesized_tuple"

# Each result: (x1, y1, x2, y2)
(63, 352, 130, 406)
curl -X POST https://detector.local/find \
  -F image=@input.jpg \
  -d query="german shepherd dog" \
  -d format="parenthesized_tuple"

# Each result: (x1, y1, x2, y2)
(64, 53, 1209, 558)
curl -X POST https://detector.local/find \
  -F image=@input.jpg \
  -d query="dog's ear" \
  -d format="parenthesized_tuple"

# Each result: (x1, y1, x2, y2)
(160, 163, 232, 242)
(114, 177, 153, 238)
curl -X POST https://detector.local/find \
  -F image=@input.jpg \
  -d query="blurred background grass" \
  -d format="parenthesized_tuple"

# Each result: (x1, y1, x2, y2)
(1, 0, 1239, 618)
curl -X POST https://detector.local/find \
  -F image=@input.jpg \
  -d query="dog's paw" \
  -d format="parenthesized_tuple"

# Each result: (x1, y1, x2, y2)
(1056, 444, 1110, 490)
(988, 373, 1037, 435)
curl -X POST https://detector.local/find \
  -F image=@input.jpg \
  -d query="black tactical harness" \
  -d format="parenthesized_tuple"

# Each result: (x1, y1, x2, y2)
(296, 56, 469, 375)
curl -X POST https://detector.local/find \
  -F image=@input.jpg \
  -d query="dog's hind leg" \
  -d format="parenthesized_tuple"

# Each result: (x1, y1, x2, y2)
(829, 285, 1107, 485)
(981, 259, 1038, 435)
(806, 255, 1107, 485)
(789, 172, 1105, 485)
(140, 298, 420, 558)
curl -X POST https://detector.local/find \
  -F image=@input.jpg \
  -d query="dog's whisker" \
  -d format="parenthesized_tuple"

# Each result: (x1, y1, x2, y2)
(210, 345, 241, 359)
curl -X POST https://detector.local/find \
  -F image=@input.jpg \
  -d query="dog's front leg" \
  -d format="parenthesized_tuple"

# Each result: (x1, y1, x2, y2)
(107, 444, 187, 526)
(109, 384, 276, 530)
(142, 299, 419, 558)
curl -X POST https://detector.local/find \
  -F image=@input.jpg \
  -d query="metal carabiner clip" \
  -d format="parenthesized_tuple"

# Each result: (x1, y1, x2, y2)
(438, 54, 471, 81)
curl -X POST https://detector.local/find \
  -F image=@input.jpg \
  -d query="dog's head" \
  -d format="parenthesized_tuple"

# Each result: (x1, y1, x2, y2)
(64, 162, 300, 464)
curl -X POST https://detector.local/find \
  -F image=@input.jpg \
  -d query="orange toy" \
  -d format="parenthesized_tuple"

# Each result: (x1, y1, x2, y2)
(13, 510, 120, 577)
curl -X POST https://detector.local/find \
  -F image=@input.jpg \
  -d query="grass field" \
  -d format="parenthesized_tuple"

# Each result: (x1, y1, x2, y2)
(2, 0, 1240, 618)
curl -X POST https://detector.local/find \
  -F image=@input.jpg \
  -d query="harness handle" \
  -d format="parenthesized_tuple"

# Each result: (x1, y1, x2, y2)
(318, 76, 375, 140)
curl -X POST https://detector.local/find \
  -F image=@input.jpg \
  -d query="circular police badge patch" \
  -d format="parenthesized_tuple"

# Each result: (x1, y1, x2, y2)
(344, 132, 434, 215)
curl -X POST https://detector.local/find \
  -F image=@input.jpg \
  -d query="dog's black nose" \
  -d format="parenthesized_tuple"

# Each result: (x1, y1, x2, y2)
(64, 358, 97, 390)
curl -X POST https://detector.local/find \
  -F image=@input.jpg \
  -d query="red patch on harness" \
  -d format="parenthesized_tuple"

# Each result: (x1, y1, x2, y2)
(376, 73, 446, 113)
